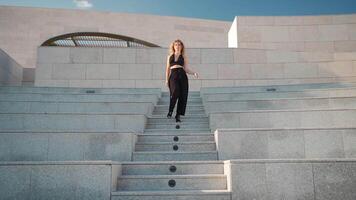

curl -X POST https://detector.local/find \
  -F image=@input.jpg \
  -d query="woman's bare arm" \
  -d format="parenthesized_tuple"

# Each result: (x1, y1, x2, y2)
(165, 55, 171, 87)
(183, 55, 199, 78)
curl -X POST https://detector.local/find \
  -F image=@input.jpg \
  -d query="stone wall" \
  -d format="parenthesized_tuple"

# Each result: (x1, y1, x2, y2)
(229, 14, 356, 52)
(228, 159, 356, 200)
(36, 47, 356, 90)
(0, 48, 23, 85)
(0, 5, 230, 69)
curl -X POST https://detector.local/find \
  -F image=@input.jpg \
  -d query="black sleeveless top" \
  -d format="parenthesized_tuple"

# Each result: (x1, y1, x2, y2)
(169, 54, 184, 67)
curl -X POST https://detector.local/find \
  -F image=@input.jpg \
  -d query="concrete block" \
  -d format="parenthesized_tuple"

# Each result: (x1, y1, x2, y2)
(268, 131, 305, 159)
(299, 52, 334, 62)
(334, 52, 356, 61)
(218, 64, 251, 79)
(201, 80, 235, 88)
(318, 61, 353, 78)
(304, 42, 334, 52)
(52, 63, 86, 80)
(289, 25, 319, 41)
(135, 80, 163, 89)
(348, 24, 356, 40)
(284, 63, 319, 78)
(69, 80, 102, 88)
(335, 41, 356, 52)
(0, 166, 31, 200)
(275, 16, 305, 25)
(319, 25, 349, 41)
(266, 163, 314, 200)
(234, 49, 267, 64)
(35, 79, 70, 87)
(187, 79, 202, 91)
(236, 26, 262, 42)
(120, 64, 152, 80)
(185, 48, 201, 64)
(70, 48, 103, 63)
(48, 133, 84, 161)
(86, 64, 119, 80)
(237, 16, 275, 26)
(304, 130, 345, 158)
(269, 42, 306, 52)
(201, 49, 233, 64)
(0, 101, 29, 113)
(30, 165, 111, 200)
(115, 114, 146, 133)
(313, 162, 356, 200)
(136, 48, 167, 64)
(250, 63, 284, 79)
(230, 163, 268, 200)
(261, 26, 290, 42)
(266, 51, 299, 63)
(303, 15, 333, 25)
(216, 130, 268, 159)
(74, 165, 111, 199)
(300, 111, 334, 128)
(103, 48, 136, 63)
(332, 14, 356, 24)
(37, 47, 70, 63)
(35, 63, 53, 80)
(102, 80, 135, 88)
(343, 130, 356, 158)
(152, 63, 166, 80)
(0, 114, 24, 130)
(192, 64, 218, 79)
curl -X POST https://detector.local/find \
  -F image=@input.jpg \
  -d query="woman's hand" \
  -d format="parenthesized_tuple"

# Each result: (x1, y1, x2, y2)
(166, 80, 169, 88)
(193, 72, 199, 79)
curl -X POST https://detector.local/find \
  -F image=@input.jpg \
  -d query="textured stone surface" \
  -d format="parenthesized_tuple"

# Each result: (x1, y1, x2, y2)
(216, 129, 356, 159)
(0, 163, 111, 200)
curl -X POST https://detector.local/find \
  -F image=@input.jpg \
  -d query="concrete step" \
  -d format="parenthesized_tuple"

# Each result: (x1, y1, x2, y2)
(154, 105, 204, 111)
(160, 95, 202, 98)
(0, 101, 153, 114)
(158, 98, 202, 102)
(0, 86, 161, 94)
(120, 161, 224, 175)
(149, 115, 208, 121)
(0, 93, 159, 103)
(146, 123, 210, 129)
(111, 190, 231, 200)
(143, 129, 211, 134)
(153, 109, 205, 114)
(152, 111, 206, 116)
(0, 113, 145, 131)
(137, 134, 215, 142)
(200, 82, 356, 94)
(204, 96, 356, 113)
(210, 109, 356, 130)
(202, 88, 356, 101)
(135, 142, 216, 151)
(117, 174, 227, 191)
(133, 151, 218, 161)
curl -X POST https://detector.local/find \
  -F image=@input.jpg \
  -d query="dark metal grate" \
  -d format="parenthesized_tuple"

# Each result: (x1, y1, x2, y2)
(42, 32, 160, 48)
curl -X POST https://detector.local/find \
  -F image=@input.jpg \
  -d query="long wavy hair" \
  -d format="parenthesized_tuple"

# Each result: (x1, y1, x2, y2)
(169, 39, 185, 57)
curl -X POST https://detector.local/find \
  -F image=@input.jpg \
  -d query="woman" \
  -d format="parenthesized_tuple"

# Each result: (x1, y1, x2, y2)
(165, 39, 199, 122)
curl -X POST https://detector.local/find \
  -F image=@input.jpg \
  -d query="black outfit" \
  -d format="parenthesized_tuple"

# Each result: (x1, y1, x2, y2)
(168, 54, 188, 118)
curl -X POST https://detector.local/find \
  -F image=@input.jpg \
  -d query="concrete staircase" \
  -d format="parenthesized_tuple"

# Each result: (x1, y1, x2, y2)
(112, 92, 231, 199)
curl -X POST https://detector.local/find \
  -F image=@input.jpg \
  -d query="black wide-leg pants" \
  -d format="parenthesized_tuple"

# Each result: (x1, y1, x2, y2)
(168, 68, 189, 116)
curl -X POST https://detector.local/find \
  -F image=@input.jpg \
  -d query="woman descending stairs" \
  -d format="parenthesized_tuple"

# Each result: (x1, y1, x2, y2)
(112, 91, 231, 200)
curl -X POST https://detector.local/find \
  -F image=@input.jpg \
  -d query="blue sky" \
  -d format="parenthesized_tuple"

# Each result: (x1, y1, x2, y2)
(0, 0, 356, 21)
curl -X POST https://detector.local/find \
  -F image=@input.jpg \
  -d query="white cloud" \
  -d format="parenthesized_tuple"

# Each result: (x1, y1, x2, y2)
(74, 0, 93, 9)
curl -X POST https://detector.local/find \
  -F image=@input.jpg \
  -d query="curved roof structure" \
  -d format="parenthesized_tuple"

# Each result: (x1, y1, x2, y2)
(41, 32, 160, 47)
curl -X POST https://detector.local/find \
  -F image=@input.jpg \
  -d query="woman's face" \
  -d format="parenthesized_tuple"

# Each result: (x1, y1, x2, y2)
(173, 42, 182, 53)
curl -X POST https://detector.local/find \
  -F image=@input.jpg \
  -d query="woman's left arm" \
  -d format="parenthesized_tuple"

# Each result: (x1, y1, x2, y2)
(183, 56, 199, 78)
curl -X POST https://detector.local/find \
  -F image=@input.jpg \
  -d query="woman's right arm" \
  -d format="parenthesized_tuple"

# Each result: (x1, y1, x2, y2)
(165, 55, 170, 87)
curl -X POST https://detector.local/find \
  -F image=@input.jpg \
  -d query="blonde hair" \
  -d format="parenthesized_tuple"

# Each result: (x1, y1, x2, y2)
(169, 39, 185, 56)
